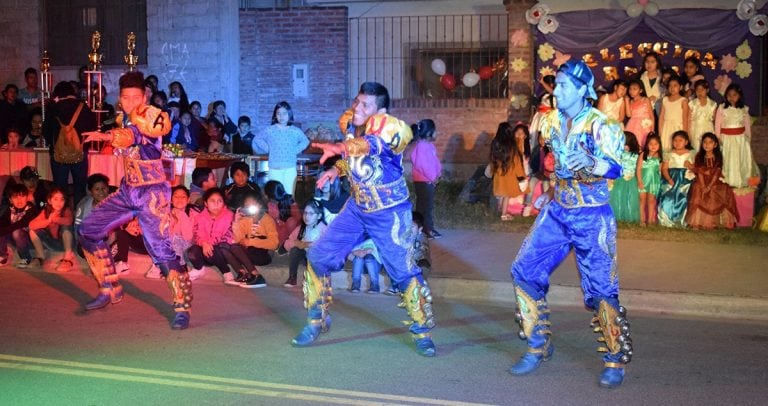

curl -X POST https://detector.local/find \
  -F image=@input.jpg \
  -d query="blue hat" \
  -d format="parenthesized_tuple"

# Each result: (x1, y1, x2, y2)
(557, 60, 598, 100)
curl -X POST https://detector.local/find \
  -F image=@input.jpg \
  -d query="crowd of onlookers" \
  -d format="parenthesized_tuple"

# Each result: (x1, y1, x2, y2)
(487, 51, 766, 231)
(1, 67, 440, 292)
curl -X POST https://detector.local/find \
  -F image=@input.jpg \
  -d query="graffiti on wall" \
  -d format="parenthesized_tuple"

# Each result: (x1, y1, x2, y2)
(161, 42, 190, 83)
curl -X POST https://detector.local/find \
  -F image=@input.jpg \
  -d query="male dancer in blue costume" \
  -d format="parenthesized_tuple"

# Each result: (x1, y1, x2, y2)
(292, 82, 436, 356)
(79, 71, 192, 330)
(508, 60, 633, 388)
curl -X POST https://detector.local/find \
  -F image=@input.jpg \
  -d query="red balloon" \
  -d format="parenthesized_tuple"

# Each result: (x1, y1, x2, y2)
(478, 66, 493, 80)
(440, 74, 457, 91)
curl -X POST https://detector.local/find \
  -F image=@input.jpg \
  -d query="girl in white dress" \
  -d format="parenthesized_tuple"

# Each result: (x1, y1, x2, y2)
(597, 79, 627, 128)
(639, 52, 663, 116)
(688, 80, 716, 152)
(715, 84, 754, 188)
(658, 76, 689, 151)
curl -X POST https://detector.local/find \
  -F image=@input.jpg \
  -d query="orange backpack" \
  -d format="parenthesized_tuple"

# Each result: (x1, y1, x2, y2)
(53, 103, 85, 164)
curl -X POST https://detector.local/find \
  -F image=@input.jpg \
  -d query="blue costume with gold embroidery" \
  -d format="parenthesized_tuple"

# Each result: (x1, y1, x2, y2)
(292, 111, 436, 356)
(509, 60, 633, 388)
(78, 104, 192, 329)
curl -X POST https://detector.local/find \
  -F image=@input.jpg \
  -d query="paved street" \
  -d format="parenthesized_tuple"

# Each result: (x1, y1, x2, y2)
(1, 268, 766, 405)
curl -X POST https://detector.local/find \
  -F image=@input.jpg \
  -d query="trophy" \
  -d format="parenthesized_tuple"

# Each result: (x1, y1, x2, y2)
(124, 32, 138, 72)
(88, 31, 103, 71)
(39, 51, 52, 148)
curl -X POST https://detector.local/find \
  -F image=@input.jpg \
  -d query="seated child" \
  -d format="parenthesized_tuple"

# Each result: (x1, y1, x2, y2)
(28, 187, 76, 272)
(187, 188, 248, 285)
(264, 180, 301, 254)
(224, 161, 262, 210)
(74, 173, 112, 257)
(169, 185, 199, 277)
(229, 192, 276, 288)
(189, 167, 217, 207)
(283, 199, 326, 287)
(0, 183, 40, 267)
(111, 217, 149, 275)
(348, 237, 381, 293)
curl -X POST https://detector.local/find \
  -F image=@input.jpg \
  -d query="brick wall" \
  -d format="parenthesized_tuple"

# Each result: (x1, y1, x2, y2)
(0, 0, 41, 87)
(392, 98, 510, 180)
(239, 7, 348, 131)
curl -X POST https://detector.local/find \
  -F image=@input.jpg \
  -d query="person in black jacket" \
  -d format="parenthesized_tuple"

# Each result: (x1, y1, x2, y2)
(42, 81, 97, 206)
(0, 183, 40, 267)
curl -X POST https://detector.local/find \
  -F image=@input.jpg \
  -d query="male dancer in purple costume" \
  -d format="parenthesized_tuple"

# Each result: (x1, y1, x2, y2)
(508, 60, 633, 388)
(79, 71, 192, 330)
(291, 82, 436, 356)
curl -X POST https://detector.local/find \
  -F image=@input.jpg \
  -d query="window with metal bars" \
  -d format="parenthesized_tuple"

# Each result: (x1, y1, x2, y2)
(349, 14, 508, 100)
(44, 0, 148, 67)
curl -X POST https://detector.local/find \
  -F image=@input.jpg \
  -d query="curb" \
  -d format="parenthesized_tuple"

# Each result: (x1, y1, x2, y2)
(425, 276, 768, 322)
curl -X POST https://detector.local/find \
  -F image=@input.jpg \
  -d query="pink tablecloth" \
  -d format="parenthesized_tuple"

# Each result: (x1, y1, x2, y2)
(86, 153, 196, 187)
(0, 149, 52, 180)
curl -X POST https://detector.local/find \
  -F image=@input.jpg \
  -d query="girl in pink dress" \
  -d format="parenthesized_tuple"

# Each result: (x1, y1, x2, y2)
(625, 79, 654, 148)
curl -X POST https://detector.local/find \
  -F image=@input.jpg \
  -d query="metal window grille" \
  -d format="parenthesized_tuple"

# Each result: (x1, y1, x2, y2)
(349, 14, 508, 100)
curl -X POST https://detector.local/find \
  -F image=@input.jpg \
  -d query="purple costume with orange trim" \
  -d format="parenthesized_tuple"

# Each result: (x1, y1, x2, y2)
(78, 105, 192, 329)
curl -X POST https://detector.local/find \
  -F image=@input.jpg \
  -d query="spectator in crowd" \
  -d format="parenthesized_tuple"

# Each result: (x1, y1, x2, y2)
(597, 79, 627, 127)
(488, 122, 530, 221)
(167, 81, 190, 112)
(167, 110, 198, 152)
(1, 128, 24, 150)
(230, 192, 274, 288)
(144, 75, 159, 95)
(18, 166, 54, 209)
(168, 185, 199, 278)
(624, 79, 654, 148)
(348, 237, 381, 293)
(187, 188, 242, 285)
(18, 67, 41, 110)
(109, 217, 148, 276)
(264, 180, 301, 254)
(252, 101, 310, 195)
(188, 101, 207, 151)
(658, 130, 695, 228)
(658, 76, 689, 150)
(0, 84, 29, 144)
(637, 133, 663, 226)
(684, 132, 738, 229)
(207, 100, 237, 153)
(715, 83, 755, 189)
(0, 183, 39, 267)
(22, 108, 44, 147)
(314, 175, 348, 225)
(609, 132, 641, 223)
(224, 161, 262, 210)
(42, 81, 97, 206)
(28, 187, 75, 272)
(409, 118, 442, 238)
(74, 173, 111, 257)
(687, 80, 716, 152)
(232, 115, 255, 155)
(190, 167, 217, 206)
(283, 199, 326, 288)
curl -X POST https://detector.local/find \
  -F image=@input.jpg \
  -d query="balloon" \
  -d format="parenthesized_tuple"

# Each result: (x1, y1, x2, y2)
(431, 59, 446, 76)
(462, 72, 480, 87)
(626, 3, 643, 17)
(478, 66, 493, 80)
(638, 0, 649, 5)
(440, 74, 456, 91)
(645, 2, 659, 16)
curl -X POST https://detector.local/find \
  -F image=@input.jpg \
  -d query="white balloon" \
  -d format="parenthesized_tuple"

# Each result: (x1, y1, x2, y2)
(431, 59, 446, 76)
(626, 3, 643, 18)
(462, 72, 480, 88)
(645, 2, 660, 16)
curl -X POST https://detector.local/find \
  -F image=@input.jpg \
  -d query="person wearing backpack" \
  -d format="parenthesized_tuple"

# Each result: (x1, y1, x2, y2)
(42, 81, 97, 207)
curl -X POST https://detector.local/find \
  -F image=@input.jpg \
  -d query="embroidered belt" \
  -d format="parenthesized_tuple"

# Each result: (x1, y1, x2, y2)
(720, 127, 745, 135)
(554, 178, 610, 208)
(123, 158, 167, 187)
(350, 177, 409, 213)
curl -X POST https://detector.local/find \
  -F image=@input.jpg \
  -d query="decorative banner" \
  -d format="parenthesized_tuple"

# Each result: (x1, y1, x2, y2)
(510, 29, 529, 47)
(535, 19, 762, 108)
(720, 53, 737, 72)
(537, 42, 555, 62)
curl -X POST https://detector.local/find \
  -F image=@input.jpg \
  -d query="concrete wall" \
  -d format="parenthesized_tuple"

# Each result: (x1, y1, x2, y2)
(146, 0, 240, 117)
(0, 0, 42, 88)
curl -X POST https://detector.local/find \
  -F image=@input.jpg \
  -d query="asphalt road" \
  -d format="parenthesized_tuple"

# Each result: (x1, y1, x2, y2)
(1, 268, 766, 405)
